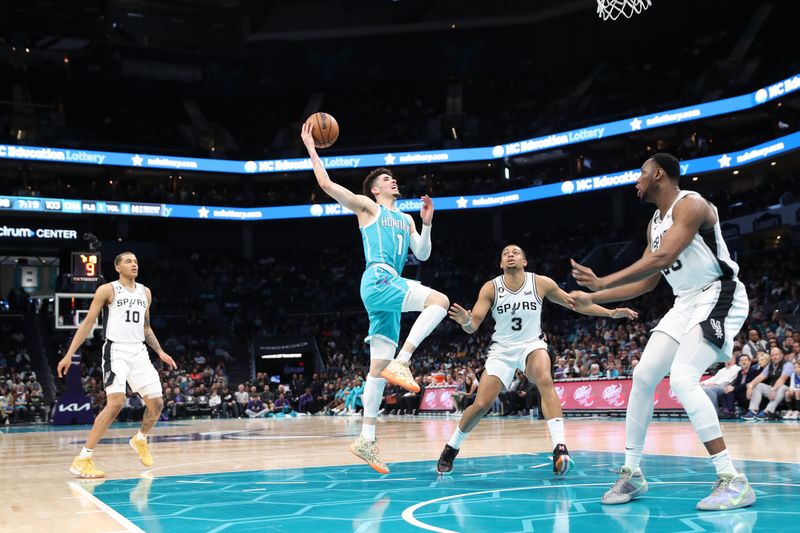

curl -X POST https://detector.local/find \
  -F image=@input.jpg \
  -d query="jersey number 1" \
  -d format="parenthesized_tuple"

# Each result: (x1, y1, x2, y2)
(125, 310, 141, 323)
(396, 234, 404, 256)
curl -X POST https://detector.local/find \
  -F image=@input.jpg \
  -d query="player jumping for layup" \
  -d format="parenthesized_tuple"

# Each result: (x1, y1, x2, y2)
(301, 122, 449, 474)
(570, 153, 755, 510)
(57, 252, 176, 478)
(438, 244, 637, 475)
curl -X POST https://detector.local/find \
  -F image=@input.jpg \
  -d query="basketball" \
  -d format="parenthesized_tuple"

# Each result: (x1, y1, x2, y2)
(307, 112, 339, 149)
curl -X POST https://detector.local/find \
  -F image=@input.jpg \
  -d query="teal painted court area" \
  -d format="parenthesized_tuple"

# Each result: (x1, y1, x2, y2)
(78, 451, 797, 533)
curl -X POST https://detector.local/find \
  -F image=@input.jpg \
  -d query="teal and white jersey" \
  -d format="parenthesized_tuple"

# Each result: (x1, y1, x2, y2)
(360, 204, 411, 273)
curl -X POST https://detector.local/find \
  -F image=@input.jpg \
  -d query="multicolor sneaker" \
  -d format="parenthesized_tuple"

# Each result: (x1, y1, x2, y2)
(69, 456, 105, 478)
(602, 466, 648, 505)
(437, 444, 460, 474)
(742, 410, 756, 419)
(380, 360, 420, 393)
(552, 444, 574, 475)
(696, 473, 756, 511)
(350, 435, 390, 474)
(130, 436, 154, 467)
(754, 411, 768, 420)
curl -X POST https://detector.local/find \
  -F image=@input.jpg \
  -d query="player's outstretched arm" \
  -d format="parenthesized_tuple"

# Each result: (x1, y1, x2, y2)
(570, 266, 661, 304)
(573, 197, 709, 291)
(449, 281, 494, 334)
(300, 122, 376, 216)
(407, 199, 433, 261)
(56, 283, 112, 377)
(540, 276, 638, 319)
(143, 287, 177, 370)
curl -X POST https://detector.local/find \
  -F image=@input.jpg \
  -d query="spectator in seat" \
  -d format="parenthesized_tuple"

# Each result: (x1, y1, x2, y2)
(273, 392, 293, 415)
(783, 361, 800, 419)
(720, 355, 758, 418)
(742, 330, 768, 358)
(0, 387, 11, 425)
(453, 374, 479, 413)
(298, 387, 315, 414)
(234, 384, 249, 415)
(221, 387, 239, 418)
(209, 386, 222, 418)
(744, 347, 792, 420)
(13, 390, 29, 423)
(342, 377, 364, 415)
(701, 353, 741, 415)
(245, 394, 268, 418)
(28, 389, 49, 423)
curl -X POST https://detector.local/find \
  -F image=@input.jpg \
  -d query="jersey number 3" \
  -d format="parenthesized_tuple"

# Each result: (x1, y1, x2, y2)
(511, 317, 522, 331)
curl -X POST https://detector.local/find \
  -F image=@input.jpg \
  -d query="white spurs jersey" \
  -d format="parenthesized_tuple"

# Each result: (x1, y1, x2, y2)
(490, 272, 543, 345)
(650, 190, 739, 296)
(103, 281, 149, 343)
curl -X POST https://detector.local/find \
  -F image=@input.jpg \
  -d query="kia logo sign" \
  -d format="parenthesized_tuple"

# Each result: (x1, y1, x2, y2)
(57, 402, 91, 412)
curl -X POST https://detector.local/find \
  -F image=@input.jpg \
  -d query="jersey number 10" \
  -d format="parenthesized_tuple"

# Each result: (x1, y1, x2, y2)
(124, 310, 141, 323)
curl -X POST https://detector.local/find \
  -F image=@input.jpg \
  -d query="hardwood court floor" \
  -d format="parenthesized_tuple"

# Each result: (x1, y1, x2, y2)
(2, 415, 798, 532)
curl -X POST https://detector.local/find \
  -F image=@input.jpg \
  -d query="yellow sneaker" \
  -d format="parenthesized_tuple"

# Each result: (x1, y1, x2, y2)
(69, 456, 105, 478)
(350, 435, 390, 474)
(129, 436, 153, 467)
(380, 360, 420, 393)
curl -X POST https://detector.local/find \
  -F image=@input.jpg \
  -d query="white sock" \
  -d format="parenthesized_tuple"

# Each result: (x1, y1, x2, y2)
(624, 445, 644, 470)
(447, 427, 468, 450)
(135, 431, 148, 441)
(710, 449, 738, 477)
(361, 423, 376, 442)
(402, 306, 447, 357)
(396, 350, 412, 364)
(79, 447, 94, 459)
(547, 417, 565, 448)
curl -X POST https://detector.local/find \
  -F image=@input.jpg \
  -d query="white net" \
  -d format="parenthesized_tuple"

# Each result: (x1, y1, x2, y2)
(597, 0, 652, 21)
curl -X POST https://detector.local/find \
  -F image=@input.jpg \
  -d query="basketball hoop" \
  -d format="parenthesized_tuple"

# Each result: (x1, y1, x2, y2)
(597, 0, 652, 21)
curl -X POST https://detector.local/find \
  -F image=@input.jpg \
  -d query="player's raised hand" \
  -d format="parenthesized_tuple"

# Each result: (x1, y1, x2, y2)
(56, 354, 72, 378)
(420, 195, 434, 225)
(570, 259, 603, 291)
(448, 303, 471, 326)
(300, 121, 316, 151)
(158, 351, 178, 370)
(610, 307, 638, 320)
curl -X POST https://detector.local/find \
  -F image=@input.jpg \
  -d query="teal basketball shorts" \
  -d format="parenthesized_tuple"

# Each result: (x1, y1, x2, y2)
(360, 264, 418, 346)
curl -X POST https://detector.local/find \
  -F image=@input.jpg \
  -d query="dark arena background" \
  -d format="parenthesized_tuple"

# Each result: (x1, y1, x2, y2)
(1, 1, 799, 531)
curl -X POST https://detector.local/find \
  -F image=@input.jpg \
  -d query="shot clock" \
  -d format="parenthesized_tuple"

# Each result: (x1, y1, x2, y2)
(71, 252, 101, 282)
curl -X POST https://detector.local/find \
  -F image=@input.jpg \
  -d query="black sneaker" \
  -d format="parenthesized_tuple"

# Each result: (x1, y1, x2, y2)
(553, 444, 574, 475)
(437, 444, 460, 474)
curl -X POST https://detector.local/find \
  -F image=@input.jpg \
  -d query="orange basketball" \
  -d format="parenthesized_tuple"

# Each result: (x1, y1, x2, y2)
(307, 112, 339, 149)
